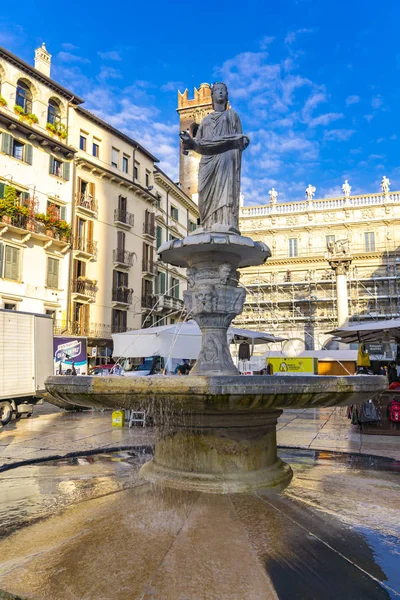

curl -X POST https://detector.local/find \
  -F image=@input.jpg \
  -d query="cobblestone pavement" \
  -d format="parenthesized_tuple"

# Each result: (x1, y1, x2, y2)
(0, 403, 398, 471)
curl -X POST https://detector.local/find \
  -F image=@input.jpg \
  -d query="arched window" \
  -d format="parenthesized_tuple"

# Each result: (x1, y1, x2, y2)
(47, 98, 61, 125)
(15, 79, 32, 114)
(191, 123, 199, 138)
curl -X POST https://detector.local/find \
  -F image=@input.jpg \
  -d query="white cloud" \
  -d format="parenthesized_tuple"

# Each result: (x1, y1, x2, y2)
(324, 129, 355, 141)
(61, 42, 79, 51)
(98, 50, 121, 61)
(57, 51, 90, 64)
(371, 95, 383, 109)
(161, 81, 184, 92)
(260, 35, 275, 49)
(97, 66, 122, 81)
(346, 95, 360, 106)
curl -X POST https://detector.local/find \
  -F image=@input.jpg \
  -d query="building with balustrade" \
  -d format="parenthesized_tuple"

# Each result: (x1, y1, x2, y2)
(239, 190, 400, 351)
(0, 44, 199, 363)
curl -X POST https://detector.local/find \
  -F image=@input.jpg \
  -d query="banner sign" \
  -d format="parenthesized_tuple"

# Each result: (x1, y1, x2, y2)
(54, 337, 87, 375)
(266, 357, 318, 375)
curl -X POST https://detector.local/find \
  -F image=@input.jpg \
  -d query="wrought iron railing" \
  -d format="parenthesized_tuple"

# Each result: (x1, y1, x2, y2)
(113, 249, 135, 266)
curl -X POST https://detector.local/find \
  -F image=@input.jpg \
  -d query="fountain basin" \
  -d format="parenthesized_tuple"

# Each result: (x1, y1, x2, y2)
(45, 375, 386, 493)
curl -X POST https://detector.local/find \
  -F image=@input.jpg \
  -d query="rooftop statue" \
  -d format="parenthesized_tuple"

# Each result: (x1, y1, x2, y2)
(180, 82, 249, 233)
(381, 175, 391, 194)
(305, 184, 316, 200)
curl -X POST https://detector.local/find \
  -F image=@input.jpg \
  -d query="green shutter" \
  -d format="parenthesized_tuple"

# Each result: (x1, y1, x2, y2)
(24, 144, 33, 165)
(160, 271, 166, 294)
(60, 206, 66, 220)
(47, 257, 59, 289)
(49, 155, 54, 175)
(21, 191, 29, 205)
(0, 243, 3, 277)
(4, 246, 20, 281)
(0, 182, 5, 199)
(1, 132, 12, 155)
(156, 226, 162, 249)
(63, 161, 70, 181)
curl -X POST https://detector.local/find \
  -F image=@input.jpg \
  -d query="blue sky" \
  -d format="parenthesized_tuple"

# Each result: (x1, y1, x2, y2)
(1, 0, 399, 204)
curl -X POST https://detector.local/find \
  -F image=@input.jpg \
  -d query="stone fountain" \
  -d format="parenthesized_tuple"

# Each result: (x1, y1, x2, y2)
(46, 82, 386, 494)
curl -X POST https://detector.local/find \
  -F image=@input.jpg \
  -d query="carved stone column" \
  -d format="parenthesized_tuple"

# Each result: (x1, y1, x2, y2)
(328, 257, 352, 327)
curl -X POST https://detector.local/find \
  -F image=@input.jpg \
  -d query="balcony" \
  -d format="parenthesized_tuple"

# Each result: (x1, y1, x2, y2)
(72, 278, 97, 301)
(1, 214, 70, 245)
(142, 260, 157, 276)
(114, 208, 134, 229)
(112, 286, 133, 306)
(143, 220, 156, 239)
(53, 320, 112, 339)
(73, 236, 98, 259)
(142, 295, 156, 310)
(75, 192, 98, 216)
(155, 294, 185, 312)
(113, 249, 135, 268)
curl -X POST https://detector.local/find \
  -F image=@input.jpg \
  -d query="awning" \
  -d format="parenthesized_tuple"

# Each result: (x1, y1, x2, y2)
(327, 319, 400, 344)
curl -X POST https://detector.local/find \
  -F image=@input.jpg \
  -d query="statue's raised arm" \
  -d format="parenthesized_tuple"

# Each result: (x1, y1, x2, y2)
(179, 82, 249, 234)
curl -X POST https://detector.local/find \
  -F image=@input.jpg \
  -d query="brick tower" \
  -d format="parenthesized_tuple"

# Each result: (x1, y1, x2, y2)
(177, 83, 213, 199)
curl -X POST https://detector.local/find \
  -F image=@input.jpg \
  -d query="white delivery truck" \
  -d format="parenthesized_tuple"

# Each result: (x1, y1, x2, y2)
(0, 309, 53, 425)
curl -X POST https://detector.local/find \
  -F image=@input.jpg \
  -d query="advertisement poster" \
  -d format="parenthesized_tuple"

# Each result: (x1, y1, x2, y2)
(266, 357, 318, 375)
(54, 337, 88, 375)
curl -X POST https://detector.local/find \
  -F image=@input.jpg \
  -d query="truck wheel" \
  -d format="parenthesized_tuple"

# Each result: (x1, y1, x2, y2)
(0, 402, 13, 426)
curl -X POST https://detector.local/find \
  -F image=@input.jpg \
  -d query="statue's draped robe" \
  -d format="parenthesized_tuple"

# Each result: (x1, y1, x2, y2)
(195, 109, 244, 232)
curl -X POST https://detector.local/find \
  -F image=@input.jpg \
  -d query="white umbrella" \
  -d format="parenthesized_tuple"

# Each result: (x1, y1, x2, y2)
(327, 318, 400, 344)
(112, 320, 283, 360)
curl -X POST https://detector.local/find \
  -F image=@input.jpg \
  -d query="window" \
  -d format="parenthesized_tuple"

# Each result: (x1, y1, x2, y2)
(47, 99, 61, 125)
(49, 156, 70, 180)
(112, 309, 127, 333)
(169, 233, 178, 242)
(15, 80, 32, 114)
(1, 245, 21, 281)
(134, 162, 139, 180)
(46, 257, 59, 289)
(113, 270, 128, 288)
(1, 133, 33, 164)
(92, 142, 100, 158)
(47, 201, 66, 221)
(156, 271, 166, 295)
(156, 225, 163, 248)
(171, 277, 180, 299)
(117, 230, 126, 252)
(145, 171, 150, 187)
(288, 238, 298, 258)
(4, 302, 16, 310)
(45, 309, 56, 318)
(111, 147, 119, 168)
(155, 193, 162, 209)
(189, 220, 197, 233)
(365, 232, 375, 252)
(170, 205, 178, 221)
(79, 135, 87, 151)
(122, 155, 129, 173)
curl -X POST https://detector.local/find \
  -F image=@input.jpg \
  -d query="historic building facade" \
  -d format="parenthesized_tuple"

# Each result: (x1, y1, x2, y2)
(0, 44, 199, 362)
(0, 44, 81, 321)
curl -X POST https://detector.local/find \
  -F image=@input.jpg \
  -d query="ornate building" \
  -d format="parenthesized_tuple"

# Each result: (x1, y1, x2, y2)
(177, 86, 400, 352)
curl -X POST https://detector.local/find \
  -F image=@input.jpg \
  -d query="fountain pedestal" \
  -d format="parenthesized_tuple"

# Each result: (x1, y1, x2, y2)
(140, 408, 292, 493)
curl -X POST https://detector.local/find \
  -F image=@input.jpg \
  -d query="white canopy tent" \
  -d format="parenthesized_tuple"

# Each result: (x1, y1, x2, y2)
(327, 319, 400, 344)
(112, 320, 284, 360)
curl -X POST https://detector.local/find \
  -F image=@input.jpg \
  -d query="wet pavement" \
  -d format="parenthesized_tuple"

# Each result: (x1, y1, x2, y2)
(0, 449, 398, 599)
(0, 404, 398, 475)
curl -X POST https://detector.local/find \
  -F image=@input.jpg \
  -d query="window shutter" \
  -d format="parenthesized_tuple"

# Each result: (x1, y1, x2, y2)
(24, 144, 33, 165)
(0, 243, 3, 277)
(1, 133, 12, 155)
(156, 226, 162, 248)
(49, 155, 55, 175)
(160, 271, 166, 294)
(113, 270, 118, 288)
(47, 257, 59, 289)
(63, 161, 70, 181)
(60, 206, 66, 220)
(87, 220, 93, 242)
(5, 246, 20, 281)
(21, 192, 29, 205)
(0, 182, 5, 199)
(150, 212, 155, 227)
(118, 231, 125, 252)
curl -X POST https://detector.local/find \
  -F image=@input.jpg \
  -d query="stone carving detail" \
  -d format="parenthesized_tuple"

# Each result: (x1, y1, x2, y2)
(342, 180, 351, 198)
(305, 184, 316, 200)
(268, 188, 278, 204)
(326, 238, 350, 258)
(381, 175, 391, 194)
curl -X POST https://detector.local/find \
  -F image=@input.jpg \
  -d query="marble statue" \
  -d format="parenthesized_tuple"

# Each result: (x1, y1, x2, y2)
(180, 82, 250, 233)
(381, 176, 391, 194)
(305, 184, 316, 200)
(268, 187, 278, 204)
(342, 180, 351, 198)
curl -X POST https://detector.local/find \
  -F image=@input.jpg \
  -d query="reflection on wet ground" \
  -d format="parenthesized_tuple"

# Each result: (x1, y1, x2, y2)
(0, 449, 398, 599)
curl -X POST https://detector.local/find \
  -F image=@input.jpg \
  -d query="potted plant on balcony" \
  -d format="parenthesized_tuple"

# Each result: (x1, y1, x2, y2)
(56, 220, 71, 242)
(46, 122, 68, 140)
(0, 96, 7, 107)
(0, 186, 18, 224)
(14, 105, 39, 125)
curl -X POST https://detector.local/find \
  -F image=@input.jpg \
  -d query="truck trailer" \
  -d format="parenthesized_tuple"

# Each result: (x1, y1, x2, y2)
(0, 309, 53, 425)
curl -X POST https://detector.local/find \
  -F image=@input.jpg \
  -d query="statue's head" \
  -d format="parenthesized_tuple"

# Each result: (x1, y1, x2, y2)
(211, 82, 228, 110)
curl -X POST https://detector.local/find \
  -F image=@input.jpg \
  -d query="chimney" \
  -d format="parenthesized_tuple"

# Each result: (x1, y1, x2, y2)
(34, 43, 51, 77)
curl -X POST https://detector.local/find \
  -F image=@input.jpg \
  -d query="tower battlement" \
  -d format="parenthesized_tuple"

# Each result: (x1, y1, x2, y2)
(177, 83, 212, 111)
